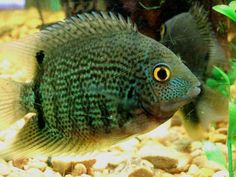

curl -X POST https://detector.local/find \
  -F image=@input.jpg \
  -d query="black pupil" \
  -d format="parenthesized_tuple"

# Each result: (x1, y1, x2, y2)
(157, 68, 167, 80)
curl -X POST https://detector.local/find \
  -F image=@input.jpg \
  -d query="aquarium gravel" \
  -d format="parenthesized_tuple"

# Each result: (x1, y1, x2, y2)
(0, 7, 231, 177)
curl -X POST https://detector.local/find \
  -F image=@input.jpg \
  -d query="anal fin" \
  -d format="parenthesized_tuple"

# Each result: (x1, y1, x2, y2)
(1, 115, 94, 158)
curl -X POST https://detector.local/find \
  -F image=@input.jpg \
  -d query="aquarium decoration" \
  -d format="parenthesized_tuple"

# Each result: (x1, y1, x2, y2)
(0, 0, 25, 9)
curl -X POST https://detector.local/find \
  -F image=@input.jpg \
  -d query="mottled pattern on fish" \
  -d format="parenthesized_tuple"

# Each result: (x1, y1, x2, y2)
(0, 12, 200, 157)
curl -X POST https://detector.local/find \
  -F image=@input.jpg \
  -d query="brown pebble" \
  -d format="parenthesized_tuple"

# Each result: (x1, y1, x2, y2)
(139, 144, 190, 172)
(191, 141, 202, 151)
(190, 149, 203, 158)
(52, 159, 72, 174)
(209, 133, 226, 143)
(216, 128, 228, 135)
(128, 167, 154, 177)
(79, 159, 96, 168)
(12, 158, 29, 169)
(192, 155, 208, 168)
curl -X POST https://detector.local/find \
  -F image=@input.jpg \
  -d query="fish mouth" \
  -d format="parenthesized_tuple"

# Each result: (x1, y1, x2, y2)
(140, 85, 201, 120)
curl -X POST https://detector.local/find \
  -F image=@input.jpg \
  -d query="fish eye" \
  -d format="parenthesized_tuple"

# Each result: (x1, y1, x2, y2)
(153, 64, 171, 82)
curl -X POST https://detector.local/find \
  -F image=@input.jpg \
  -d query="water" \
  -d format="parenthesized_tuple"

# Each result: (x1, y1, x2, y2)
(0, 0, 234, 177)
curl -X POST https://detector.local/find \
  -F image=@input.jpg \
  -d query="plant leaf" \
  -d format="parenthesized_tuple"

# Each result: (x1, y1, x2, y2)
(229, 102, 236, 146)
(213, 5, 236, 22)
(229, 1, 236, 9)
(203, 141, 227, 168)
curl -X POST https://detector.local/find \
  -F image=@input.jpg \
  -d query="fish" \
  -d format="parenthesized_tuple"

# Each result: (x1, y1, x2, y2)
(0, 12, 200, 158)
(160, 4, 228, 139)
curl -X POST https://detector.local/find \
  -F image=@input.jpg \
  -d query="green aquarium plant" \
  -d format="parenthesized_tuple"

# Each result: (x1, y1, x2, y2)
(213, 1, 236, 22)
(206, 66, 233, 175)
(209, 2, 236, 176)
(206, 63, 236, 177)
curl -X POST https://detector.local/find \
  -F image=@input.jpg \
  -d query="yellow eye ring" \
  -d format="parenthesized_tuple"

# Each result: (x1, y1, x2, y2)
(153, 64, 171, 82)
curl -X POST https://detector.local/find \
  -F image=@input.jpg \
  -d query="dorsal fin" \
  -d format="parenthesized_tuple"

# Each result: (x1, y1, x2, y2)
(0, 12, 137, 82)
(189, 3, 214, 47)
(31, 12, 137, 51)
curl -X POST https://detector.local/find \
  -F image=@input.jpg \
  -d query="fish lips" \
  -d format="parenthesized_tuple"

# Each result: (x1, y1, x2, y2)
(141, 86, 201, 120)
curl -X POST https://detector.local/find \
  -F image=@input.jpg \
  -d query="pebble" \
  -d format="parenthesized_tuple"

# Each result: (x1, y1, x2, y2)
(178, 174, 193, 177)
(187, 164, 199, 175)
(71, 163, 87, 176)
(8, 169, 25, 177)
(0, 163, 11, 175)
(12, 158, 29, 169)
(44, 168, 62, 177)
(162, 172, 175, 177)
(79, 159, 96, 169)
(80, 174, 92, 177)
(197, 168, 215, 177)
(25, 168, 44, 177)
(93, 152, 115, 170)
(192, 155, 208, 168)
(209, 133, 227, 143)
(139, 144, 190, 172)
(51, 158, 73, 174)
(24, 160, 47, 171)
(212, 170, 229, 177)
(128, 167, 154, 177)
(64, 175, 73, 177)
(190, 149, 202, 158)
(190, 142, 202, 151)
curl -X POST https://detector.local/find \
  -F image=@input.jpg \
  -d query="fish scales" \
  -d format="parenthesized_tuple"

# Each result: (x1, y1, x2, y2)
(41, 32, 141, 133)
(0, 12, 200, 157)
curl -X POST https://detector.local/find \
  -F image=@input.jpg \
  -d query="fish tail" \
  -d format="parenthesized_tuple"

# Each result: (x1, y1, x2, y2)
(0, 78, 28, 130)
(0, 38, 39, 83)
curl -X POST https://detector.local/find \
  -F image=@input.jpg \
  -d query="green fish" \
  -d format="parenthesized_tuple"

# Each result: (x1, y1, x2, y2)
(0, 12, 200, 158)
(160, 4, 228, 139)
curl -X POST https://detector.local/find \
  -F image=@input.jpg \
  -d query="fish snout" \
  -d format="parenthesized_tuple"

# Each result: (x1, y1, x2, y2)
(186, 82, 201, 98)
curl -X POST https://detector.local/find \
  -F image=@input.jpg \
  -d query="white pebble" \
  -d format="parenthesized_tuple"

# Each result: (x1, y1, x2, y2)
(0, 163, 10, 175)
(64, 175, 73, 177)
(212, 170, 229, 177)
(44, 168, 62, 177)
(187, 164, 199, 175)
(25, 168, 44, 177)
(25, 161, 47, 171)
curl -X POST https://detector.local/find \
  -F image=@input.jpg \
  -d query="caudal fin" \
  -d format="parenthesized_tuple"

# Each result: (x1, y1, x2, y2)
(0, 79, 28, 130)
(0, 40, 39, 83)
